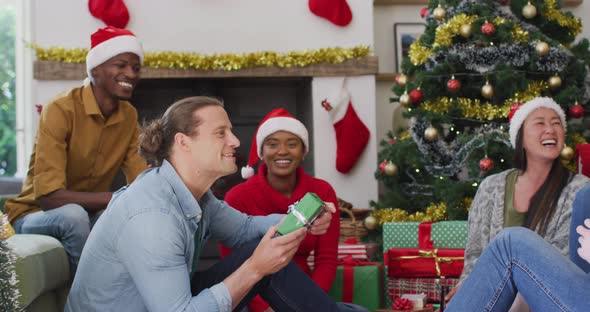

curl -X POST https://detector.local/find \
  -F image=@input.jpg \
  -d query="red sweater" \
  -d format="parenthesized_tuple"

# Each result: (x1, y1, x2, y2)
(221, 164, 339, 312)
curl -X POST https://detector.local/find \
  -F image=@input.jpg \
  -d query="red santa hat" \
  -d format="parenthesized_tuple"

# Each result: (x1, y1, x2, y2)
(85, 26, 143, 84)
(241, 108, 309, 179)
(508, 97, 566, 148)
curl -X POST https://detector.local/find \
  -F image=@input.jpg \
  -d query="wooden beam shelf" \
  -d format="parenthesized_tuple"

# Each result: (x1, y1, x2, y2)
(374, 0, 582, 6)
(376, 73, 398, 82)
(34, 56, 379, 80)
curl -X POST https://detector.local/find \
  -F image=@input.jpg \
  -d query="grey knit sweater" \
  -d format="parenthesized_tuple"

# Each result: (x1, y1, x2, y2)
(459, 169, 590, 283)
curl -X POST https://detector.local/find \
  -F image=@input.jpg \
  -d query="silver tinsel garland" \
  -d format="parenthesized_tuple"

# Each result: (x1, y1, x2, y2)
(426, 42, 571, 74)
(409, 117, 511, 178)
(0, 214, 21, 312)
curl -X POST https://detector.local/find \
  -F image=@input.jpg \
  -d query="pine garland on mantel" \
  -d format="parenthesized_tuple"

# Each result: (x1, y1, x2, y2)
(31, 44, 372, 71)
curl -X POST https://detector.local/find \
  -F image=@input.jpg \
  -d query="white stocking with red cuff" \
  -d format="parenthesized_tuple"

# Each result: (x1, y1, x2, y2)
(324, 80, 370, 174)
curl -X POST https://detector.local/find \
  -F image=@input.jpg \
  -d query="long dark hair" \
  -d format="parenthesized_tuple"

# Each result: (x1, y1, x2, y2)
(139, 96, 224, 166)
(513, 126, 572, 235)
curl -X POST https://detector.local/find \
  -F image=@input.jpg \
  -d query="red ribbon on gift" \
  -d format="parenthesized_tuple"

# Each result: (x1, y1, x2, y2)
(418, 222, 434, 249)
(339, 255, 383, 303)
(388, 248, 464, 277)
(384, 222, 434, 265)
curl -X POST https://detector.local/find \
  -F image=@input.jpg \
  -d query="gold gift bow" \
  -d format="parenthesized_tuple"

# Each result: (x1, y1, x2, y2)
(393, 249, 465, 276)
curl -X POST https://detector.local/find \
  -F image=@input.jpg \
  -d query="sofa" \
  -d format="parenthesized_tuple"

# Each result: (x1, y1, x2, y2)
(1, 179, 70, 312)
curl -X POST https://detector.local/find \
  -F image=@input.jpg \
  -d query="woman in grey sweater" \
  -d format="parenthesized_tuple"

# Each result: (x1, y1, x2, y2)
(447, 97, 590, 308)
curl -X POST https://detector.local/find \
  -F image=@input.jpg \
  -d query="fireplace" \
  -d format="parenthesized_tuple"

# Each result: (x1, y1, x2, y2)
(111, 77, 314, 198)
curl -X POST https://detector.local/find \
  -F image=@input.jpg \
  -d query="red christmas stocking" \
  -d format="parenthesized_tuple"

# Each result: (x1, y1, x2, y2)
(577, 144, 590, 178)
(308, 0, 352, 27)
(323, 83, 370, 173)
(88, 0, 130, 28)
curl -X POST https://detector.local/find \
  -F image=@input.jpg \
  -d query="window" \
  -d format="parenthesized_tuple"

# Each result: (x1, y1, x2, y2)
(0, 0, 16, 177)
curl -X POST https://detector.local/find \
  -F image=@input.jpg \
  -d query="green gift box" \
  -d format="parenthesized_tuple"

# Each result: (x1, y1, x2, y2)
(277, 192, 326, 236)
(328, 262, 383, 311)
(382, 221, 467, 252)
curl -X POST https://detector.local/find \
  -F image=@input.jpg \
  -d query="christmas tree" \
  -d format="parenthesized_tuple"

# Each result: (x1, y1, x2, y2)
(0, 213, 20, 312)
(373, 0, 590, 222)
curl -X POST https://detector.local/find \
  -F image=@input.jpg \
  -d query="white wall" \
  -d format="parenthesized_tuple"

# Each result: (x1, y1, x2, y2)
(26, 0, 378, 207)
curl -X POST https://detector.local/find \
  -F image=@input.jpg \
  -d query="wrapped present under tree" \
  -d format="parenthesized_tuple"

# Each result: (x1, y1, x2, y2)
(328, 256, 383, 311)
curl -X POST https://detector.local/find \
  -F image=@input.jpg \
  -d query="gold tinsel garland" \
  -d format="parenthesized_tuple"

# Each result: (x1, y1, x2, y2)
(542, 0, 582, 36)
(492, 17, 530, 43)
(435, 14, 479, 47)
(409, 14, 529, 67)
(418, 81, 547, 120)
(408, 40, 433, 66)
(372, 202, 447, 224)
(32, 44, 372, 71)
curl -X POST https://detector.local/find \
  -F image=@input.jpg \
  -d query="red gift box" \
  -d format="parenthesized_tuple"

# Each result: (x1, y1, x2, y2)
(387, 277, 459, 303)
(577, 144, 590, 178)
(387, 248, 464, 278)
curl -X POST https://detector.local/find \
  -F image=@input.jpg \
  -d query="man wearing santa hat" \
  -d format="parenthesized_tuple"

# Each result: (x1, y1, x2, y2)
(3, 26, 148, 276)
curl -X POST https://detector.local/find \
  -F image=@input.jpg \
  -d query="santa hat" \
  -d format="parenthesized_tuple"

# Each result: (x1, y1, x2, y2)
(85, 26, 143, 85)
(241, 108, 309, 179)
(508, 97, 566, 148)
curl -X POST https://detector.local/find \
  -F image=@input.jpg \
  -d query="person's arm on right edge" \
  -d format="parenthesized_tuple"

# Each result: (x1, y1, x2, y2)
(576, 218, 590, 265)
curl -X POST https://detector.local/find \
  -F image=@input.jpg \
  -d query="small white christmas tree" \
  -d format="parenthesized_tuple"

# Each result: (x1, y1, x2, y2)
(0, 213, 20, 312)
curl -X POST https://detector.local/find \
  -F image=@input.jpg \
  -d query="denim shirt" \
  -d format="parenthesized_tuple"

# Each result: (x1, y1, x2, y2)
(65, 160, 283, 312)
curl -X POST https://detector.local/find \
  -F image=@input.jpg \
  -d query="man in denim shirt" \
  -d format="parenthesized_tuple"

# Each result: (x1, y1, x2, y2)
(66, 97, 365, 312)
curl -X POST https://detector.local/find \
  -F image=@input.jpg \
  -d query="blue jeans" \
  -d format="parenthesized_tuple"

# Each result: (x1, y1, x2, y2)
(191, 240, 368, 312)
(12, 204, 103, 276)
(446, 227, 590, 312)
(570, 184, 590, 273)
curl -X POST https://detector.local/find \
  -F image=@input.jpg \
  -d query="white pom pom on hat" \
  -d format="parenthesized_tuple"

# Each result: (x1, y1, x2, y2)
(508, 97, 566, 148)
(241, 108, 309, 179)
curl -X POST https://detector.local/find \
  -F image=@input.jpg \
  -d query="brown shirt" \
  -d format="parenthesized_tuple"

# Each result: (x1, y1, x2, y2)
(4, 85, 147, 223)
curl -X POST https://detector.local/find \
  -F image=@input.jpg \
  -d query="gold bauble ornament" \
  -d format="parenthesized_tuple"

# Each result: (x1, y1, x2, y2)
(399, 92, 411, 107)
(548, 75, 562, 90)
(364, 215, 378, 230)
(561, 146, 575, 161)
(460, 24, 473, 38)
(433, 5, 446, 21)
(384, 161, 398, 176)
(424, 126, 439, 142)
(481, 81, 494, 99)
(396, 74, 408, 87)
(535, 41, 549, 57)
(522, 2, 537, 19)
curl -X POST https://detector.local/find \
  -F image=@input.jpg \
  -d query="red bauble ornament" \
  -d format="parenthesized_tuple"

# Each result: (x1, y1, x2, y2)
(447, 77, 461, 93)
(379, 160, 388, 174)
(389, 138, 397, 145)
(420, 7, 429, 18)
(479, 157, 494, 171)
(392, 297, 413, 310)
(569, 103, 585, 118)
(409, 89, 423, 103)
(481, 22, 496, 36)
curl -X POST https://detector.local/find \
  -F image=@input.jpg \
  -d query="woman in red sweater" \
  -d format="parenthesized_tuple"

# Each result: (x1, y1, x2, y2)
(220, 108, 340, 312)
